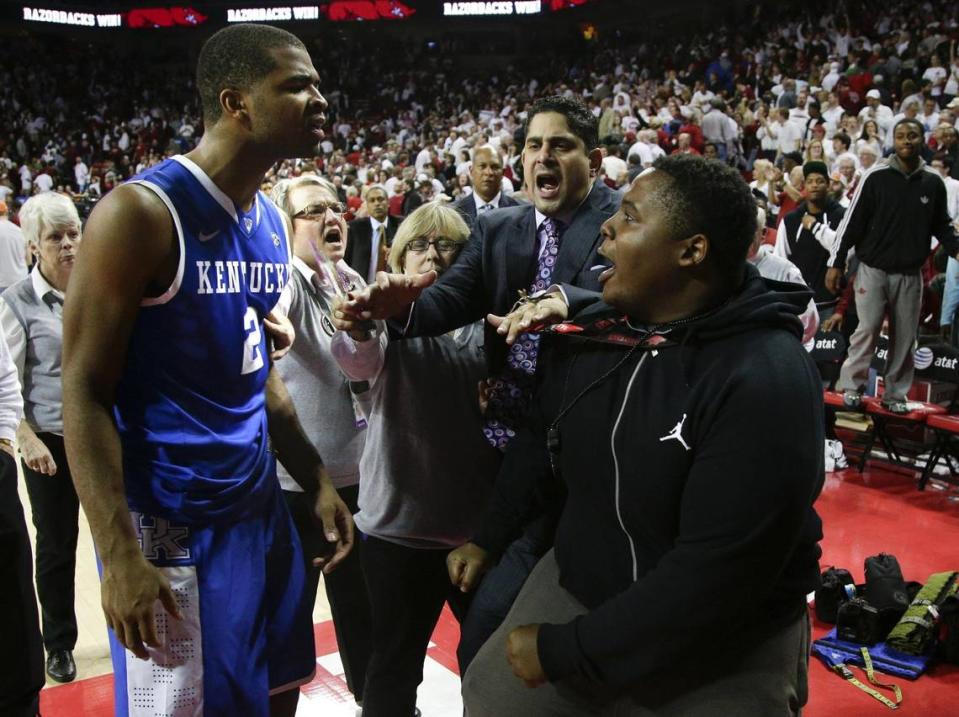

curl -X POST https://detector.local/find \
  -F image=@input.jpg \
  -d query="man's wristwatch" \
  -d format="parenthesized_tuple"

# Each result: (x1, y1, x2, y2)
(0, 438, 14, 452)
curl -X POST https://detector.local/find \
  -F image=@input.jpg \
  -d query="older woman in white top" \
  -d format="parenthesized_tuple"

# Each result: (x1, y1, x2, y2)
(0, 192, 81, 683)
(270, 174, 377, 707)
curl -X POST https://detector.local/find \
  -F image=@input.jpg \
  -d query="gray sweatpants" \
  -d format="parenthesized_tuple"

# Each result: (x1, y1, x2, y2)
(462, 549, 810, 717)
(836, 263, 922, 402)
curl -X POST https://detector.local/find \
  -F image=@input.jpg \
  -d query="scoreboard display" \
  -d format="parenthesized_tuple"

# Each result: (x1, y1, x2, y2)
(14, 0, 598, 29)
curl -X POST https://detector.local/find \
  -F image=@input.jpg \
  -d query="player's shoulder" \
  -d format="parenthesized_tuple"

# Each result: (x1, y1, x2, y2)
(91, 182, 172, 230)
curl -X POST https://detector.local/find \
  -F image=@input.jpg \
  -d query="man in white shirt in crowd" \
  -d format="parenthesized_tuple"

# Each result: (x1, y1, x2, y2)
(73, 157, 89, 194)
(821, 92, 845, 137)
(33, 171, 53, 194)
(414, 146, 433, 175)
(601, 145, 628, 185)
(887, 100, 921, 149)
(788, 87, 811, 124)
(921, 97, 941, 137)
(774, 107, 804, 157)
(822, 62, 842, 92)
(923, 54, 948, 100)
(858, 89, 895, 135)
(18, 164, 32, 196)
(628, 129, 665, 168)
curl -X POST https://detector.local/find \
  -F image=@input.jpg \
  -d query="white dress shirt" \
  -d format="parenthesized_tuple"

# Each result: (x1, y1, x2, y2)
(474, 192, 502, 214)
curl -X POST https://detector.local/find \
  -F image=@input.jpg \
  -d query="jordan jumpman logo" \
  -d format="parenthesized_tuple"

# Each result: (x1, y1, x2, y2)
(659, 414, 691, 451)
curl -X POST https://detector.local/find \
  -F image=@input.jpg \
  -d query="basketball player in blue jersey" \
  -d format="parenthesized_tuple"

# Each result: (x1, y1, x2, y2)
(61, 24, 353, 717)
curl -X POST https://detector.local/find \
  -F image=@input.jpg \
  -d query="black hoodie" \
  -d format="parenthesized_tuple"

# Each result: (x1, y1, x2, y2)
(474, 265, 825, 691)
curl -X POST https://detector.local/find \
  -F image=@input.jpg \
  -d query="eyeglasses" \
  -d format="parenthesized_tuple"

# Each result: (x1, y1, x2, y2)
(293, 202, 345, 220)
(406, 237, 460, 254)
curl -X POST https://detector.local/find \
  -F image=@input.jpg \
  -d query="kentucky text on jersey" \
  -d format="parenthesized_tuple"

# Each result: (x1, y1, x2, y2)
(113, 154, 291, 526)
(196, 260, 288, 295)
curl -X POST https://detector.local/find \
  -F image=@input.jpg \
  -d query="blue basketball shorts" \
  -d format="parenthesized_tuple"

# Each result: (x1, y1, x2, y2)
(106, 483, 315, 716)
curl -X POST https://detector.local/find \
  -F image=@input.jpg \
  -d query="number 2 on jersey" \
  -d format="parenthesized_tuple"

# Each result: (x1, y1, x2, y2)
(241, 307, 265, 375)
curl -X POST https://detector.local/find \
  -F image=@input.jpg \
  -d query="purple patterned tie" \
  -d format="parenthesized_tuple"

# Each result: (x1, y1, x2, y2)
(483, 217, 562, 450)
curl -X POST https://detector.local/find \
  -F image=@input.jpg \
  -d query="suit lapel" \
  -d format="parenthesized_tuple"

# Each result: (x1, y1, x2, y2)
(505, 207, 538, 296)
(554, 190, 609, 284)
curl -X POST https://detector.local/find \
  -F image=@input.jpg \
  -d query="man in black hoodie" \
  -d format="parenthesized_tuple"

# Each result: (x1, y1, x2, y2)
(460, 155, 824, 715)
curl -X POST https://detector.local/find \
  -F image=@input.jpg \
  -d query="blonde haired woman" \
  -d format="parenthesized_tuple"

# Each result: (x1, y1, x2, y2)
(804, 138, 827, 163)
(332, 202, 499, 717)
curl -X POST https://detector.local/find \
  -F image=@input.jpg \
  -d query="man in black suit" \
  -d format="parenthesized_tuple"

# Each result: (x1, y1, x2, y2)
(337, 96, 619, 670)
(452, 145, 520, 228)
(342, 96, 616, 380)
(344, 185, 402, 283)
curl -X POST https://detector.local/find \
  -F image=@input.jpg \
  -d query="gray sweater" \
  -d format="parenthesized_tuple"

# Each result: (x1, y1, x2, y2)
(333, 322, 499, 549)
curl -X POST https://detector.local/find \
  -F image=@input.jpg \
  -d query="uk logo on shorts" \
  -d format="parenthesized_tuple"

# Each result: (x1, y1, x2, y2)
(133, 513, 192, 562)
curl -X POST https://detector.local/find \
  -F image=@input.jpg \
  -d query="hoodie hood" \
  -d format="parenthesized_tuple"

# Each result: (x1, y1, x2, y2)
(689, 263, 810, 343)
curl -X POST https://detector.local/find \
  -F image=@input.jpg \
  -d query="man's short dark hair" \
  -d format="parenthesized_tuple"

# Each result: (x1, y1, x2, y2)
(524, 96, 599, 151)
(933, 152, 954, 170)
(893, 118, 925, 137)
(833, 132, 851, 150)
(650, 154, 757, 279)
(196, 24, 307, 124)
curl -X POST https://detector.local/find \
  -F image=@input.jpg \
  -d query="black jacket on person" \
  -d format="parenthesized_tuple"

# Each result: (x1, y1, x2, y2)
(344, 215, 403, 283)
(831, 155, 959, 273)
(474, 266, 824, 689)
(401, 182, 619, 375)
(781, 199, 845, 305)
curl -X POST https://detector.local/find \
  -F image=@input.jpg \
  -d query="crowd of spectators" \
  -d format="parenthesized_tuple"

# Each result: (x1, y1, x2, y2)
(2, 0, 959, 348)
(5, 2, 959, 711)
(1, 1, 956, 222)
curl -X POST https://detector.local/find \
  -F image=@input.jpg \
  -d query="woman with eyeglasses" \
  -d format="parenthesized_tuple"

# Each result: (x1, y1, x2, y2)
(331, 202, 499, 717)
(270, 174, 375, 710)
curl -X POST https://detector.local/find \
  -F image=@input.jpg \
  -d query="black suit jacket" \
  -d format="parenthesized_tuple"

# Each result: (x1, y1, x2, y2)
(345, 215, 403, 282)
(404, 182, 620, 374)
(452, 191, 521, 229)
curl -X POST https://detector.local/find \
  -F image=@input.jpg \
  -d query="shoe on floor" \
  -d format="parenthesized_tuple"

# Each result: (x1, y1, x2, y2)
(842, 390, 863, 409)
(881, 399, 910, 415)
(46, 649, 76, 683)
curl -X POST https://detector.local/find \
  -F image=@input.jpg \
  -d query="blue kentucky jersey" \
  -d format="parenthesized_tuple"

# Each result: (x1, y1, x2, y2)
(114, 155, 291, 525)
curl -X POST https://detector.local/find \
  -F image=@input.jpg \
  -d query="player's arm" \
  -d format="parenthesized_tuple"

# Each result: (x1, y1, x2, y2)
(62, 184, 182, 659)
(265, 367, 354, 573)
